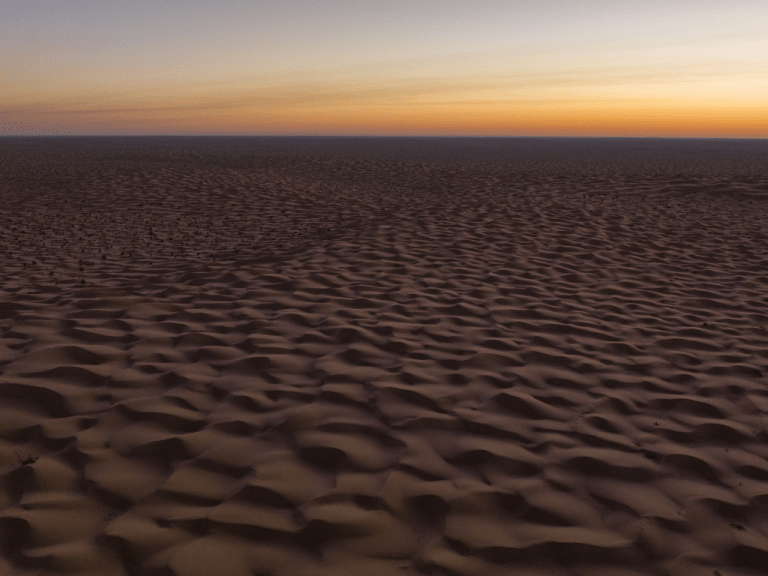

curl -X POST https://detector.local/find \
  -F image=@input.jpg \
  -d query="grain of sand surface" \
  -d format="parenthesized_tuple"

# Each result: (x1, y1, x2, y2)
(1, 137, 768, 576)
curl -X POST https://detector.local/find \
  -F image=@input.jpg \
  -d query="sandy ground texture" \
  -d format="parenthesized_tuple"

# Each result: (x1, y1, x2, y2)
(1, 137, 768, 576)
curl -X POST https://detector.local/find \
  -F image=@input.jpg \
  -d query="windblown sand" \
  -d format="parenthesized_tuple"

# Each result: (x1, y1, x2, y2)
(1, 137, 768, 576)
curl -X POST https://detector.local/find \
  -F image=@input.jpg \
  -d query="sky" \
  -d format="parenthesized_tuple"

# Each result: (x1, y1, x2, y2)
(1, 0, 767, 137)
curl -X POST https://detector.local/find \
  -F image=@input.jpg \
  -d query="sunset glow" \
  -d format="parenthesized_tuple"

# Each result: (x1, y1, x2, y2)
(2, 0, 767, 137)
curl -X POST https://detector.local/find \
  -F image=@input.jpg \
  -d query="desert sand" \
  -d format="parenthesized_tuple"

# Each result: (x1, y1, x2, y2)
(1, 136, 767, 576)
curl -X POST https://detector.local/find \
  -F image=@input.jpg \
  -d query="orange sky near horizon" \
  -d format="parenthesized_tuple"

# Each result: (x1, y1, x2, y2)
(2, 0, 767, 137)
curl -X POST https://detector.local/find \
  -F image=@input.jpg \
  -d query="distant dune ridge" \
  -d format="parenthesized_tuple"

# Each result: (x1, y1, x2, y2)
(1, 137, 768, 576)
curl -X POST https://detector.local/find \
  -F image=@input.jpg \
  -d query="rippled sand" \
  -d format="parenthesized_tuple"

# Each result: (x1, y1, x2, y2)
(1, 137, 768, 576)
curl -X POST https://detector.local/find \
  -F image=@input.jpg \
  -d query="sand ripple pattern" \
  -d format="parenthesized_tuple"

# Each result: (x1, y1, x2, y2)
(1, 139, 768, 576)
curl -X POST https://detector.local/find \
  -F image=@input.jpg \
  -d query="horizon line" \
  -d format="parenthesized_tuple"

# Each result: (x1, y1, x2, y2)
(1, 134, 767, 140)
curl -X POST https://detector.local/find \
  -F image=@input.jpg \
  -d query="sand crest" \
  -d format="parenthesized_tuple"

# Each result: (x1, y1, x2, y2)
(1, 137, 768, 576)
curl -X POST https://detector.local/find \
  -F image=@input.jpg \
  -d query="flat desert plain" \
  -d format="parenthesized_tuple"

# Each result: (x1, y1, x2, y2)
(1, 137, 768, 576)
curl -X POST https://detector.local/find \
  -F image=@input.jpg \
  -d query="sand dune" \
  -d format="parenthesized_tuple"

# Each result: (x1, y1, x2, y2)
(1, 137, 768, 575)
